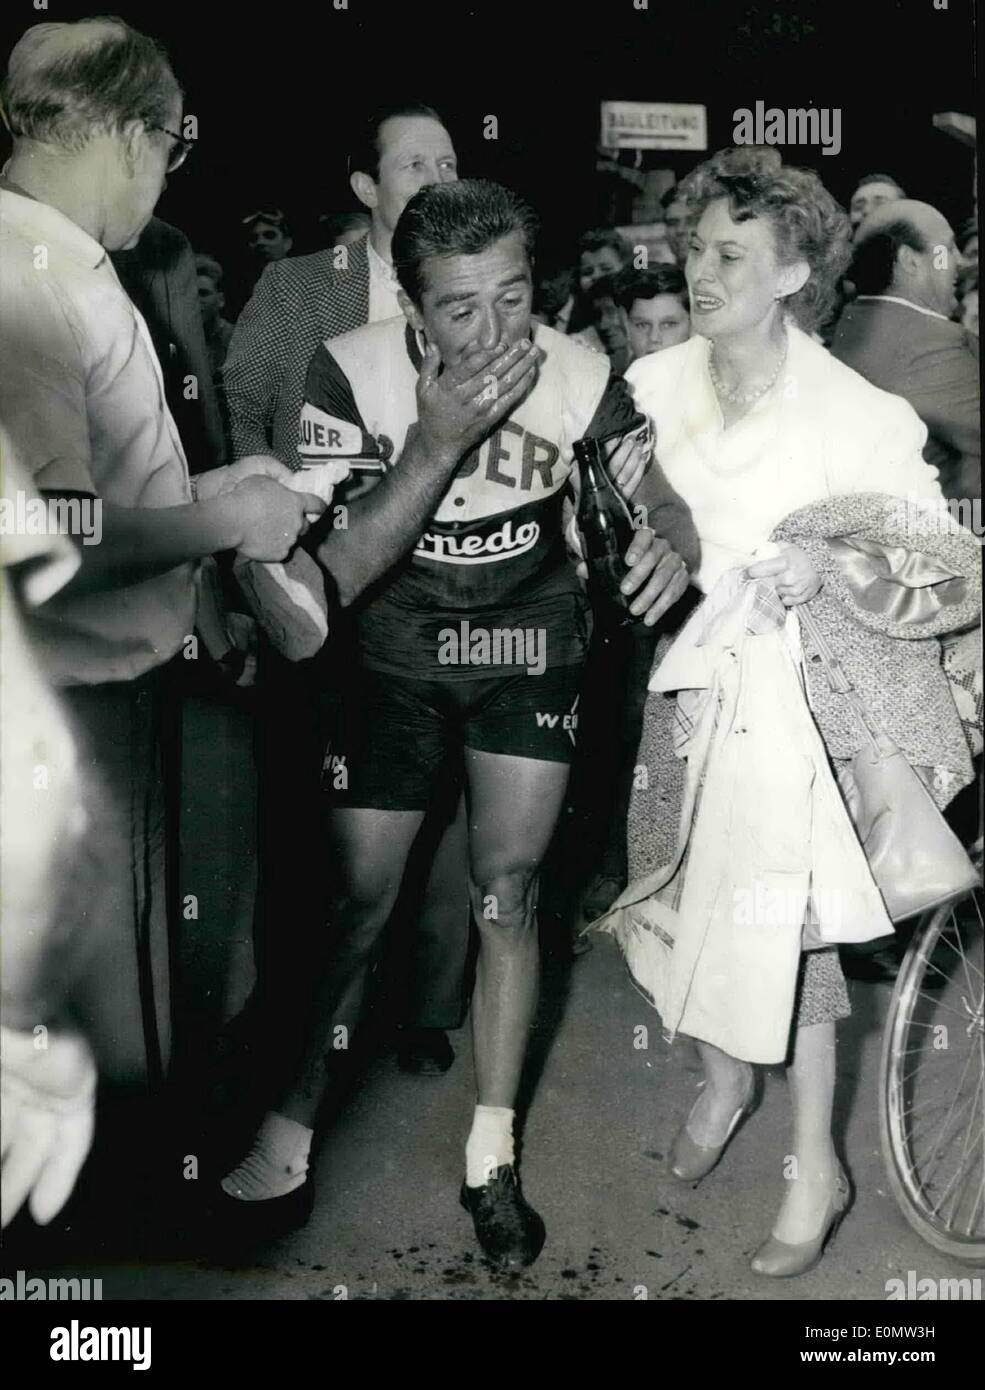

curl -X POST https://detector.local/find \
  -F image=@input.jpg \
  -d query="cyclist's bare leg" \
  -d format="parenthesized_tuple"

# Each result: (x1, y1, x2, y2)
(464, 749, 570, 1108)
(278, 807, 426, 1127)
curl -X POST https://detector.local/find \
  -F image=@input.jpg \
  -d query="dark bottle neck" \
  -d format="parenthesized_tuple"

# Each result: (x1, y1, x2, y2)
(574, 439, 610, 491)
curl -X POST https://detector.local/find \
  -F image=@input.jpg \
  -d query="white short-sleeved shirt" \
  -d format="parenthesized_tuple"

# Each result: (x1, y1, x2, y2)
(0, 187, 197, 686)
(625, 325, 943, 593)
(1, 427, 81, 606)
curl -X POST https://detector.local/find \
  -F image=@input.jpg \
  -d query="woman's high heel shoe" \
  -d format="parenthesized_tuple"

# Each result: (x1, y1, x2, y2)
(750, 1164, 852, 1278)
(669, 1066, 756, 1182)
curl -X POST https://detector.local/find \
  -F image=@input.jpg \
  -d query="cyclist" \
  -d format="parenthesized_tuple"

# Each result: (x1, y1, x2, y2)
(220, 179, 698, 1270)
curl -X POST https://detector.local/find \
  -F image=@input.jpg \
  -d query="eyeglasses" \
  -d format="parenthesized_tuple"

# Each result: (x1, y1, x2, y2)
(145, 123, 195, 173)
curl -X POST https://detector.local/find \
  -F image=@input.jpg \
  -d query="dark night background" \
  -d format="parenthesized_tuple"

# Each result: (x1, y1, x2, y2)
(1, 0, 979, 277)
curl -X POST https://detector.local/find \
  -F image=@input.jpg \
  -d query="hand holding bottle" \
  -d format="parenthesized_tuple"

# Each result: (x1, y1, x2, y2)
(604, 424, 653, 502)
(575, 430, 686, 626)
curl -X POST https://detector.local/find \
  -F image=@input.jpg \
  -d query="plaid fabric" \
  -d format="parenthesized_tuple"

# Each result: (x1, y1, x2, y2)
(671, 696, 696, 753)
(745, 580, 787, 635)
(224, 238, 370, 470)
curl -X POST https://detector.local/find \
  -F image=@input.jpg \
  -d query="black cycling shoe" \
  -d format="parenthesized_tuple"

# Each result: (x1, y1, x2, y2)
(459, 1165, 546, 1271)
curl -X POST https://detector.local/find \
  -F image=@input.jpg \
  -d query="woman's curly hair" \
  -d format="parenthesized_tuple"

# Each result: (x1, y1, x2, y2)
(677, 147, 852, 333)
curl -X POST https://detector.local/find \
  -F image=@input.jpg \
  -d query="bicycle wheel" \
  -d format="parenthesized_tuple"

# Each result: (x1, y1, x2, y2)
(879, 885, 985, 1263)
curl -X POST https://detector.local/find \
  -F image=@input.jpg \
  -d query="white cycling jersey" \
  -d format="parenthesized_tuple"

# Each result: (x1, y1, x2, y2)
(300, 318, 643, 677)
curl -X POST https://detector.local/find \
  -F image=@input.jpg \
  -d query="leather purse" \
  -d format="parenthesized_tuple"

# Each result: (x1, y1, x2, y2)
(799, 606, 978, 923)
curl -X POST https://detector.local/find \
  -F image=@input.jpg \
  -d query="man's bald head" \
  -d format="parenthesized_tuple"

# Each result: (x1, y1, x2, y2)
(857, 199, 952, 247)
(851, 198, 960, 315)
(2, 17, 180, 152)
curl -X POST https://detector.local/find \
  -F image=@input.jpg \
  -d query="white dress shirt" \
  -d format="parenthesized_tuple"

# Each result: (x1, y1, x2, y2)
(0, 188, 196, 685)
(366, 236, 403, 324)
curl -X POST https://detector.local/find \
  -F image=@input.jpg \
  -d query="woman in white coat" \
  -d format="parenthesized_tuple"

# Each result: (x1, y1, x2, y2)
(621, 147, 944, 1277)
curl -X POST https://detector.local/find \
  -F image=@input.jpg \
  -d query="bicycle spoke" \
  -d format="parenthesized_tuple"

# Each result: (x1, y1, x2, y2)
(883, 886, 985, 1249)
(902, 1091, 972, 1123)
(908, 1106, 981, 1219)
(933, 1099, 985, 1235)
(906, 1050, 982, 1229)
(905, 994, 981, 1026)
(928, 1084, 978, 1217)
(962, 1170, 985, 1237)
(907, 1088, 976, 1158)
(899, 1037, 977, 1081)
(936, 924, 983, 996)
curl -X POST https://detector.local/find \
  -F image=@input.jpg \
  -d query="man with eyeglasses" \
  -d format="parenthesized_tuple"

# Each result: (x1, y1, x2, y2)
(0, 16, 327, 1096)
(152, 121, 194, 169)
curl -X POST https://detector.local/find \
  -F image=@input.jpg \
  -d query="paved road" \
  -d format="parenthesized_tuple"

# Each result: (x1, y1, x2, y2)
(67, 937, 982, 1301)
(9, 694, 979, 1302)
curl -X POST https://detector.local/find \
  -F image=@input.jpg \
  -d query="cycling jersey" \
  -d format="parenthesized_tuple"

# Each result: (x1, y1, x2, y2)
(300, 318, 644, 678)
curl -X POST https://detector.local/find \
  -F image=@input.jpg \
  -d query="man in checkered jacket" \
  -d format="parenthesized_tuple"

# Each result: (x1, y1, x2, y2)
(225, 101, 458, 471)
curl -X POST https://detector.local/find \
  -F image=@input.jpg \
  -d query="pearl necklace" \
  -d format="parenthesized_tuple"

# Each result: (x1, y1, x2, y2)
(708, 338, 788, 406)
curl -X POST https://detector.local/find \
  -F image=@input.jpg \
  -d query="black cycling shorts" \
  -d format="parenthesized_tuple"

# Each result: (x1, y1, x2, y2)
(324, 663, 585, 811)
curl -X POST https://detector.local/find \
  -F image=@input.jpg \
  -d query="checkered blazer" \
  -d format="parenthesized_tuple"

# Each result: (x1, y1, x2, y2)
(224, 235, 370, 469)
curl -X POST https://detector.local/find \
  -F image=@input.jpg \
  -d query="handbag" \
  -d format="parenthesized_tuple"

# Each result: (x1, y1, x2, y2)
(799, 606, 979, 923)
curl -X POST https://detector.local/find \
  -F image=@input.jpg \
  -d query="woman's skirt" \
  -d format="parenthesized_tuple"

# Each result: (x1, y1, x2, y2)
(794, 947, 851, 1030)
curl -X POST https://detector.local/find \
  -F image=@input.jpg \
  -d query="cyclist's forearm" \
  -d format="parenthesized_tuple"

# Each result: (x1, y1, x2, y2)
(317, 428, 460, 606)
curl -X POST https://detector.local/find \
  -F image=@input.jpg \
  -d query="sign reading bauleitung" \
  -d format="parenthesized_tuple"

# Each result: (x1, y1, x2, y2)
(600, 101, 707, 151)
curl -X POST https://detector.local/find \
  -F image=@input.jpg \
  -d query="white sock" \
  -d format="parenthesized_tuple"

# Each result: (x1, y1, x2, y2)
(465, 1105, 515, 1187)
(221, 1111, 313, 1202)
